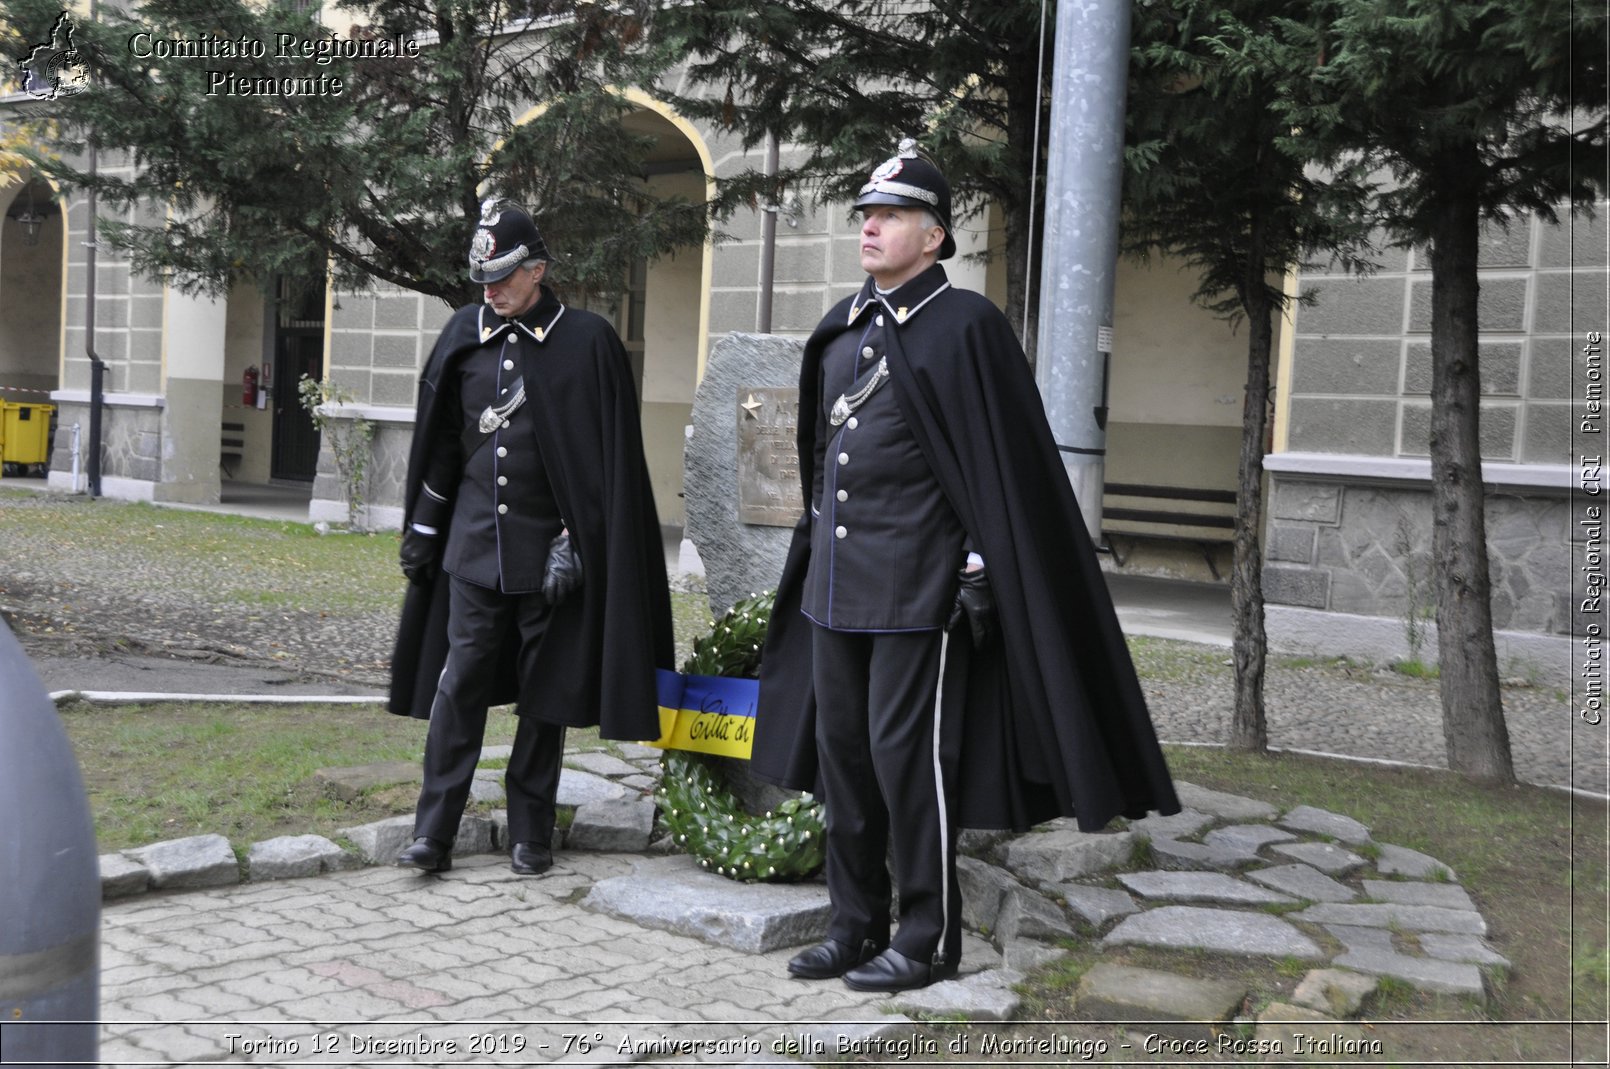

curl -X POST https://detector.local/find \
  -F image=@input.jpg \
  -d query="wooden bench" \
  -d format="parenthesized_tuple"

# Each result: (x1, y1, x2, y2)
(220, 421, 244, 477)
(1100, 482, 1238, 579)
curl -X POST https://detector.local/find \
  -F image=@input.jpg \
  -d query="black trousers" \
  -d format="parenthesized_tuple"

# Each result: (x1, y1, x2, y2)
(811, 625, 963, 967)
(414, 576, 565, 848)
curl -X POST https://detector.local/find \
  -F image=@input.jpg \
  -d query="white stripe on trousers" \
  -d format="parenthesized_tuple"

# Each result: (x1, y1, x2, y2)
(930, 627, 952, 965)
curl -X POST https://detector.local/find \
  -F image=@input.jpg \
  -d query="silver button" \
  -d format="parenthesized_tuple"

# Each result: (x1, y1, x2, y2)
(497, 504, 508, 515)
(847, 417, 859, 430)
(503, 359, 514, 370)
(497, 476, 508, 486)
(834, 525, 847, 539)
(500, 388, 508, 395)
(506, 336, 516, 344)
(836, 489, 848, 502)
(496, 447, 508, 458)
(501, 420, 510, 429)
(861, 346, 875, 359)
(837, 452, 849, 465)
(875, 315, 885, 326)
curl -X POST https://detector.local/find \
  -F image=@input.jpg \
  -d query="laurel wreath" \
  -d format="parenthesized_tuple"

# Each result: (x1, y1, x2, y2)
(656, 591, 827, 882)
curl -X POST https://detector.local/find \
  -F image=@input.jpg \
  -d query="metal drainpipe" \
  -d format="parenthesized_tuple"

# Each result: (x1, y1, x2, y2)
(756, 132, 778, 333)
(85, 140, 103, 499)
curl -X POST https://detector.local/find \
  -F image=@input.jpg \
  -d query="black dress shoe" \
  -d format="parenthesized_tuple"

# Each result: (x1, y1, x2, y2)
(786, 938, 883, 980)
(396, 837, 451, 873)
(842, 947, 959, 992)
(510, 841, 552, 876)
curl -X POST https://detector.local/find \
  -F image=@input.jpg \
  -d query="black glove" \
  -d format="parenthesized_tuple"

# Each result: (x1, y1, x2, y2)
(542, 529, 583, 605)
(946, 566, 997, 648)
(399, 528, 439, 586)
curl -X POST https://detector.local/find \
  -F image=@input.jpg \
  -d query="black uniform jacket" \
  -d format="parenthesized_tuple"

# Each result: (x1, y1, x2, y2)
(388, 289, 674, 740)
(752, 265, 1180, 832)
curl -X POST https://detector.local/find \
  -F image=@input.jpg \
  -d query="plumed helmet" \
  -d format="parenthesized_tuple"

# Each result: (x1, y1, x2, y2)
(853, 138, 955, 261)
(468, 199, 550, 284)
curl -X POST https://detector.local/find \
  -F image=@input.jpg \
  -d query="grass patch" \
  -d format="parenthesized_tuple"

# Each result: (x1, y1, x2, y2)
(1392, 658, 1441, 679)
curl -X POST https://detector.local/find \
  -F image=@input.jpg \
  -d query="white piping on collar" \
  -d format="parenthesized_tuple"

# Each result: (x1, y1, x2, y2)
(846, 280, 951, 326)
(477, 302, 567, 344)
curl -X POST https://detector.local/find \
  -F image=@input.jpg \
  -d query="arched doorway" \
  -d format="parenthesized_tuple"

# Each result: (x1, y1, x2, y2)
(0, 178, 64, 477)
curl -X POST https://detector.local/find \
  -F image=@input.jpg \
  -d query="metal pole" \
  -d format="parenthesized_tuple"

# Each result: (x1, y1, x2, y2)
(1033, 0, 1131, 541)
(756, 132, 779, 333)
(0, 620, 101, 1064)
(85, 142, 103, 499)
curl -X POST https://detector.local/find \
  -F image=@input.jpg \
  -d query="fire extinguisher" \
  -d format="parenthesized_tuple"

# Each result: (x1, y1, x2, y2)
(242, 365, 259, 407)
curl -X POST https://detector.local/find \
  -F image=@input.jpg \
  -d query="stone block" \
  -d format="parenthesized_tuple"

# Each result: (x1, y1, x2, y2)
(994, 886, 1075, 947)
(1103, 905, 1324, 958)
(125, 834, 240, 891)
(772, 241, 828, 284)
(1296, 277, 1407, 336)
(1278, 805, 1372, 844)
(581, 854, 831, 953)
(1053, 884, 1138, 932)
(1290, 969, 1380, 1017)
(1403, 340, 1522, 396)
(711, 243, 761, 289)
(1294, 902, 1486, 936)
(100, 853, 151, 899)
(1203, 824, 1296, 855)
(567, 798, 657, 853)
(683, 333, 805, 615)
(468, 771, 505, 805)
(1271, 482, 1342, 526)
(556, 768, 629, 807)
(1327, 926, 1486, 996)
(1117, 870, 1296, 906)
(371, 334, 420, 370)
(452, 814, 495, 855)
(999, 827, 1136, 885)
(1075, 963, 1247, 1038)
(1290, 338, 1403, 396)
(312, 761, 419, 802)
(1246, 863, 1357, 903)
(1172, 781, 1278, 821)
(1150, 837, 1260, 871)
(1521, 401, 1572, 464)
(1270, 841, 1366, 875)
(1418, 934, 1510, 967)
(338, 815, 415, 864)
(372, 293, 422, 330)
(1262, 565, 1331, 610)
(1267, 524, 1317, 564)
(1538, 212, 1607, 269)
(1285, 398, 1399, 456)
(1400, 401, 1518, 461)
(1374, 843, 1456, 880)
(1533, 269, 1609, 333)
(247, 835, 350, 881)
(890, 967, 1024, 1022)
(1408, 276, 1528, 332)
(565, 751, 644, 779)
(1254, 1002, 1374, 1056)
(957, 854, 1019, 934)
(1127, 808, 1214, 840)
(1360, 879, 1474, 911)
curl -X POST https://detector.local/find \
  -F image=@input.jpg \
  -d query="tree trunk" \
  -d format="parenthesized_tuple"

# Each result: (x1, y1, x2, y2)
(1427, 147, 1515, 784)
(1228, 282, 1272, 753)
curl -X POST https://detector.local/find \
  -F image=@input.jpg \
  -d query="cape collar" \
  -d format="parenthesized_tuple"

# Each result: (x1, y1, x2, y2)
(847, 263, 951, 327)
(478, 285, 566, 345)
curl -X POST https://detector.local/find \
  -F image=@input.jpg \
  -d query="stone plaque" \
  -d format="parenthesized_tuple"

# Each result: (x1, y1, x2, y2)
(736, 387, 803, 526)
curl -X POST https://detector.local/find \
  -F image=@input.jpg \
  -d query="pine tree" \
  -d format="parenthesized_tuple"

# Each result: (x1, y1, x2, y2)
(4, 0, 707, 307)
(1125, 0, 1374, 752)
(1278, 0, 1607, 782)
(651, 0, 1052, 349)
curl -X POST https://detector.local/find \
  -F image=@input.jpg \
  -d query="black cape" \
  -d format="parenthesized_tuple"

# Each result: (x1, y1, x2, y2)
(388, 294, 674, 740)
(752, 272, 1180, 832)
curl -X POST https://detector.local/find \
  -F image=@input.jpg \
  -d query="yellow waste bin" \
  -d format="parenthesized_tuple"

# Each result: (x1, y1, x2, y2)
(0, 402, 54, 476)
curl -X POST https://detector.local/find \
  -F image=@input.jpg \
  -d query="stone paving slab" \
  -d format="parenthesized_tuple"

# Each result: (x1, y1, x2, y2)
(1290, 968, 1379, 1016)
(1374, 842, 1457, 880)
(1171, 780, 1280, 821)
(1075, 963, 1247, 1039)
(1418, 933, 1511, 967)
(1203, 823, 1297, 854)
(1127, 808, 1215, 840)
(1361, 878, 1475, 910)
(1056, 884, 1139, 928)
(1150, 836, 1259, 870)
(1118, 870, 1296, 906)
(1103, 905, 1325, 959)
(580, 855, 832, 954)
(1269, 840, 1367, 875)
(1246, 862, 1358, 902)
(1278, 804, 1372, 844)
(1293, 902, 1488, 936)
(999, 827, 1136, 883)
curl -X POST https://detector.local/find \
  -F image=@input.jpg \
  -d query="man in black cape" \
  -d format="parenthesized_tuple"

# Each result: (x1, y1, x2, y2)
(753, 143, 1178, 992)
(388, 200, 672, 876)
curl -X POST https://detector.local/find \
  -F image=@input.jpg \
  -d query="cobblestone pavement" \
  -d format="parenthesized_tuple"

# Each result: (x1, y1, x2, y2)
(95, 854, 946, 1067)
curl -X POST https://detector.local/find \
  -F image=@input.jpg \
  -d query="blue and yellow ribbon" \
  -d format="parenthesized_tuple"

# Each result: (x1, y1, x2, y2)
(646, 668, 757, 760)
